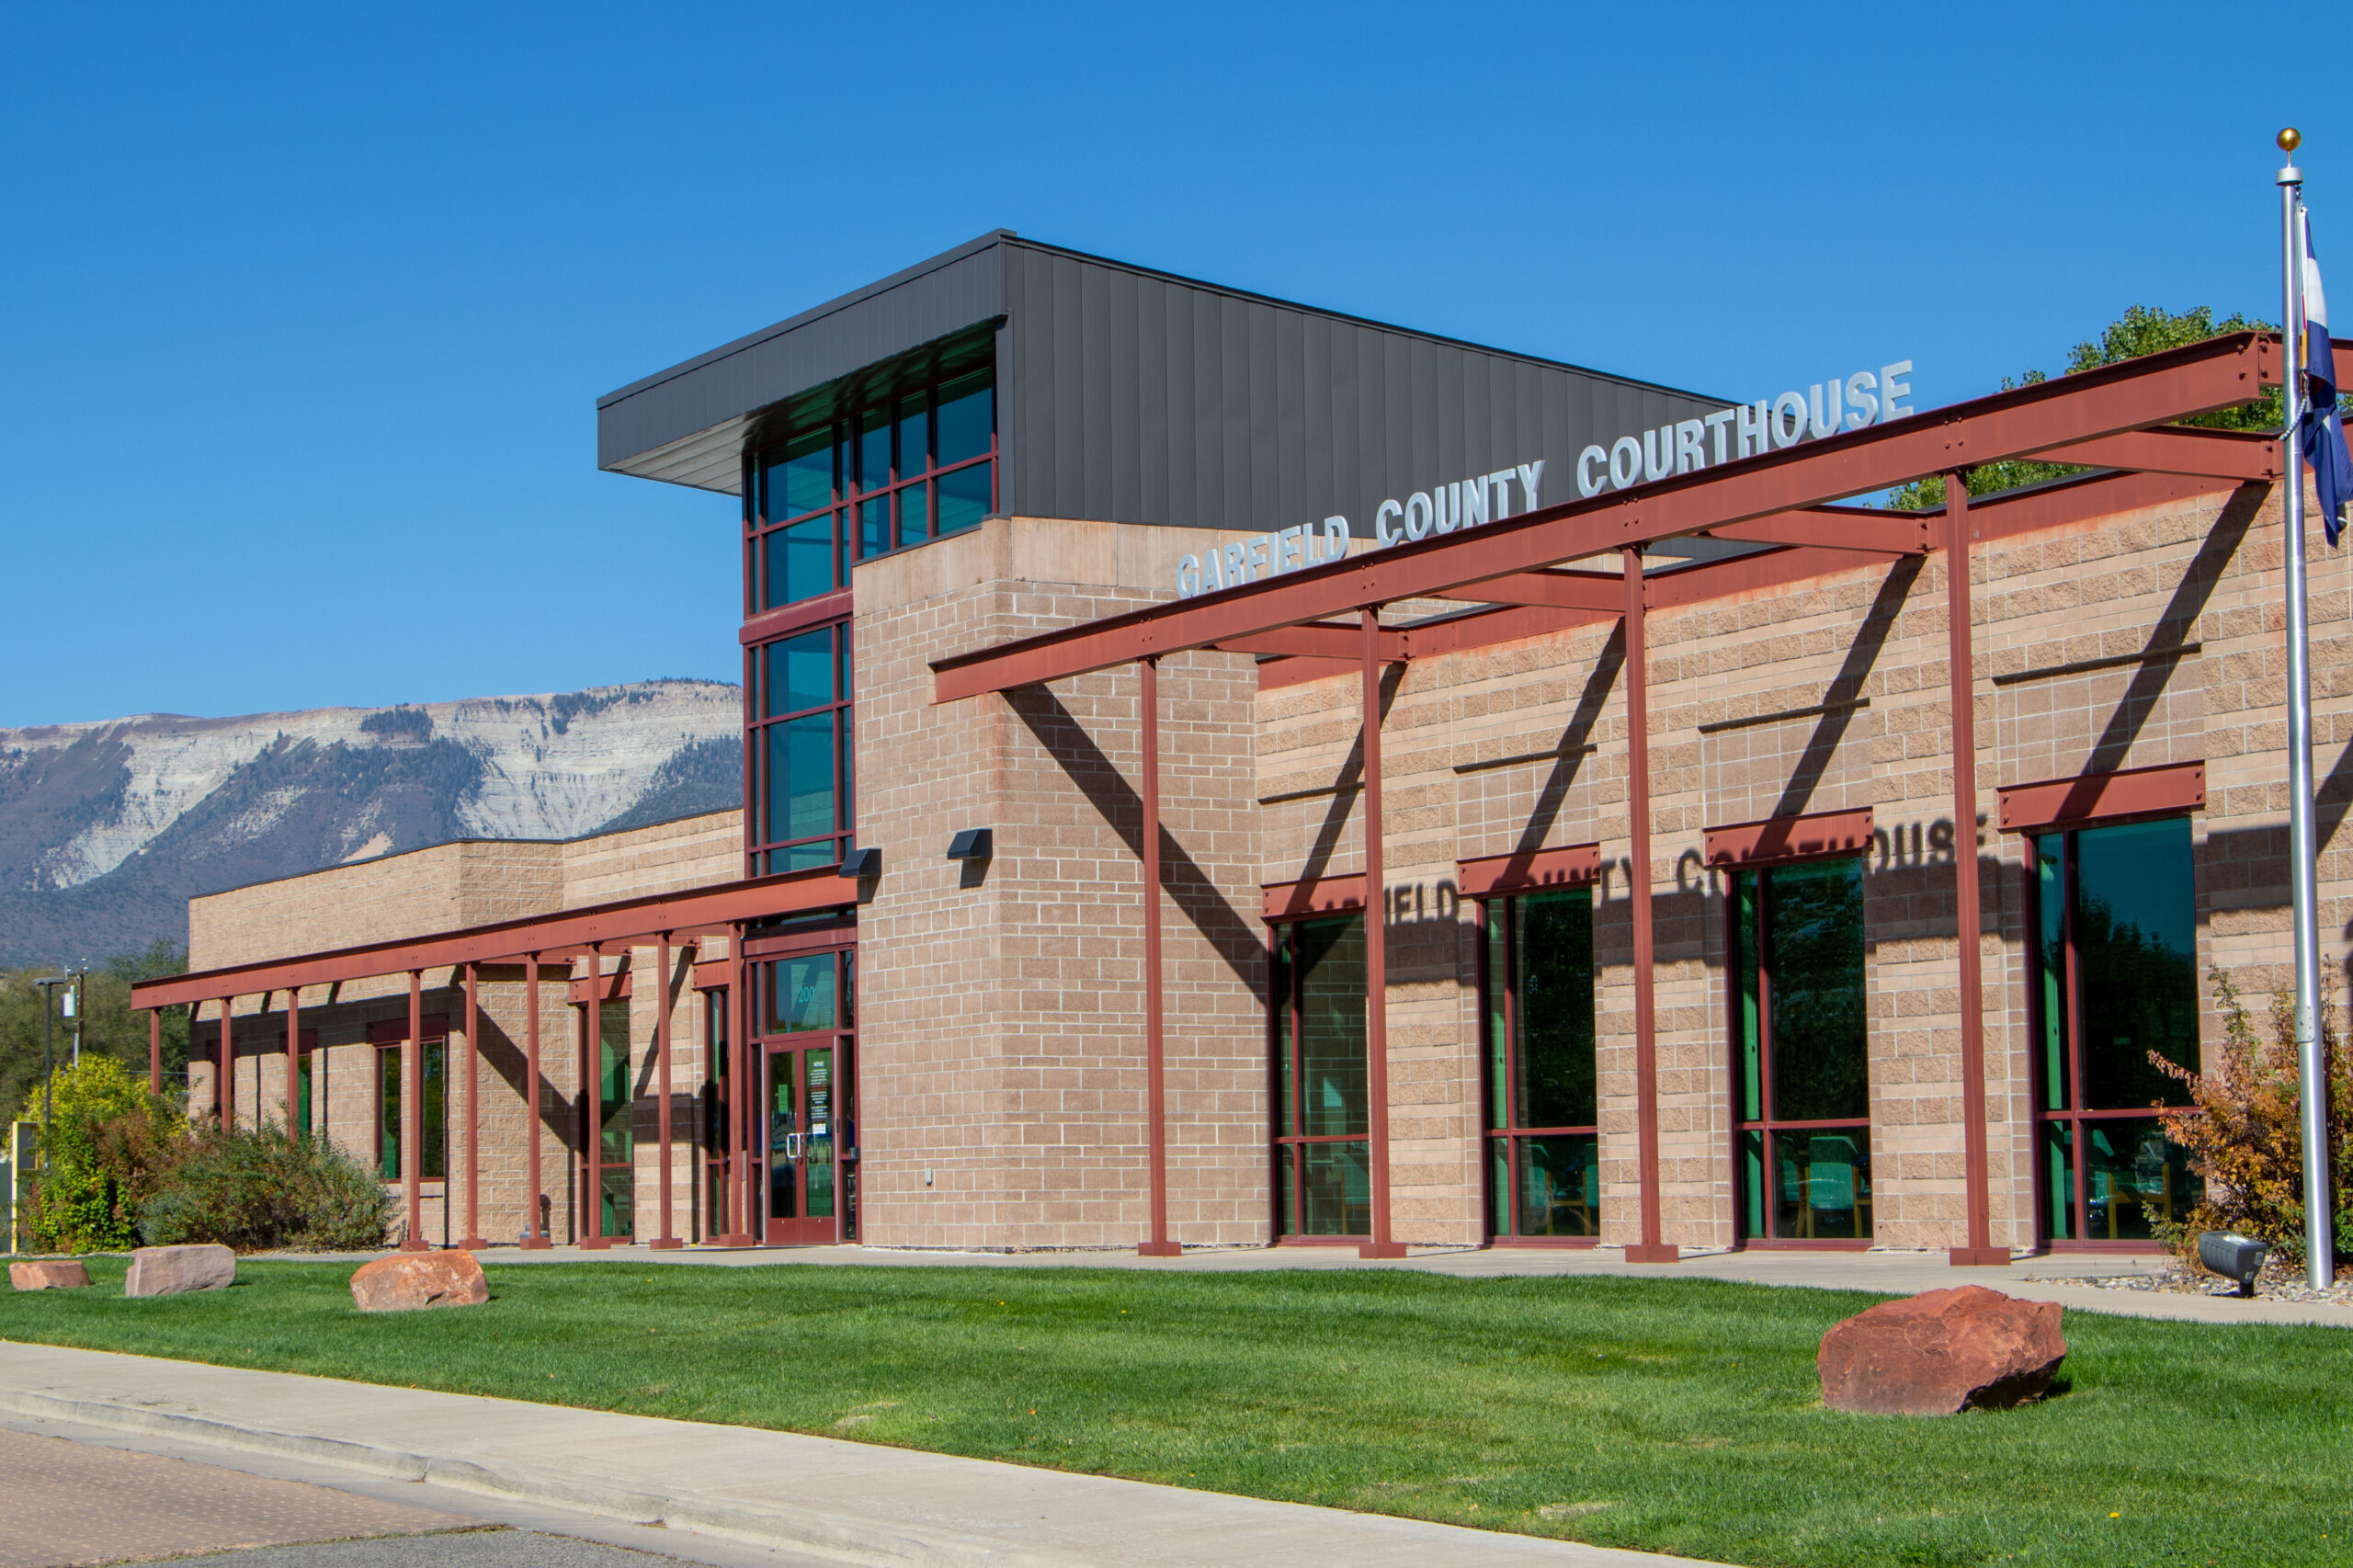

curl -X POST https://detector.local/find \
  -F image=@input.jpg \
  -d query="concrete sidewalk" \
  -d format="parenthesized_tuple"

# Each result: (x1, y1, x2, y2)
(0, 1342, 1716, 1568)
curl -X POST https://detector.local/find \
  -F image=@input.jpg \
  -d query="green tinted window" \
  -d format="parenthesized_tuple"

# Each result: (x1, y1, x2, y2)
(936, 369, 994, 466)
(769, 426, 835, 519)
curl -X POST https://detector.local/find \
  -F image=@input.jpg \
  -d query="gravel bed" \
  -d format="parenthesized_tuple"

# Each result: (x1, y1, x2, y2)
(2040, 1256, 2353, 1305)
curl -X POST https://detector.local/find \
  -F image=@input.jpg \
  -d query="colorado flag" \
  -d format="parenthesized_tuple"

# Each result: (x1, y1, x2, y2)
(2300, 210, 2353, 545)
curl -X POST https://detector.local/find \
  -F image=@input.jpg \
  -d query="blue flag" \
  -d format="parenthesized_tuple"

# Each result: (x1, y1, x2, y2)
(2300, 210, 2353, 546)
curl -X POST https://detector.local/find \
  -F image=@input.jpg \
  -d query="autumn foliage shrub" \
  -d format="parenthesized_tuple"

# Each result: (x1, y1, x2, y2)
(2154, 968, 2353, 1266)
(16, 1056, 181, 1253)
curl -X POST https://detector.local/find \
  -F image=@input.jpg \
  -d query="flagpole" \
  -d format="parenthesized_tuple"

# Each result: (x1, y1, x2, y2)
(2278, 128, 2335, 1290)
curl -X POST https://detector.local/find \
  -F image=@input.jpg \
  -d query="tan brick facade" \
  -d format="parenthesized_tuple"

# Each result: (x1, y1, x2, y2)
(176, 480, 2347, 1256)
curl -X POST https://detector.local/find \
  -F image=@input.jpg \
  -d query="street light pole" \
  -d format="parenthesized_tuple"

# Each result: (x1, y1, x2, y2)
(34, 977, 68, 1165)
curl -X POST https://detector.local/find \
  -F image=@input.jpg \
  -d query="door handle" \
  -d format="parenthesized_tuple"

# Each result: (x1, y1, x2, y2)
(783, 1132, 802, 1159)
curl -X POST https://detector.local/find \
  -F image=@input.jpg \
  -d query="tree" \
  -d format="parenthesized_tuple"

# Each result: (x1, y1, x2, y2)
(0, 941, 191, 1125)
(1889, 304, 2286, 510)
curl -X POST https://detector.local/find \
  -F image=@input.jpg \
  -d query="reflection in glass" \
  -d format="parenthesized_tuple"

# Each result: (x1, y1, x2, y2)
(896, 392, 928, 477)
(937, 369, 993, 466)
(2031, 816, 2204, 1244)
(1517, 1134, 1600, 1237)
(2083, 1117, 2192, 1242)
(936, 462, 991, 535)
(376, 1040, 447, 1180)
(767, 517, 835, 609)
(1275, 915, 1369, 1237)
(1765, 859, 1867, 1123)
(1300, 1140, 1370, 1235)
(859, 498, 890, 561)
(770, 427, 835, 519)
(598, 1003, 632, 1238)
(1772, 1130, 1869, 1240)
(766, 714, 837, 849)
(768, 1051, 797, 1221)
(897, 481, 929, 546)
(766, 628, 834, 718)
(1732, 857, 1870, 1242)
(857, 406, 891, 494)
(767, 954, 840, 1034)
(805, 1048, 835, 1220)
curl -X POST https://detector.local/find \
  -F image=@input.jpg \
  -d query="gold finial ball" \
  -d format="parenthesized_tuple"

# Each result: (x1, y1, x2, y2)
(2281, 127, 2302, 153)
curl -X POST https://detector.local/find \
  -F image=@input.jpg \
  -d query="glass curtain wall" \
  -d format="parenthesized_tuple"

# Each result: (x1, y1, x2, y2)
(1272, 915, 1370, 1238)
(2030, 815, 2202, 1244)
(375, 1040, 446, 1180)
(1483, 889, 1599, 1239)
(746, 362, 995, 615)
(1732, 858, 1871, 1243)
(747, 621, 854, 875)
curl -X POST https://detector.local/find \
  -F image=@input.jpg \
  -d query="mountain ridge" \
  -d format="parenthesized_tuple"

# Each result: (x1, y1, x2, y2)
(0, 680, 744, 967)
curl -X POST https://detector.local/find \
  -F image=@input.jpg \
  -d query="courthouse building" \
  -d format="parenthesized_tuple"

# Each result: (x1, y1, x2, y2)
(135, 232, 2342, 1261)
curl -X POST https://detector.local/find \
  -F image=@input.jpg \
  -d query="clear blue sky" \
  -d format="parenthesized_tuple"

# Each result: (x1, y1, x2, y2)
(1, 2, 2341, 729)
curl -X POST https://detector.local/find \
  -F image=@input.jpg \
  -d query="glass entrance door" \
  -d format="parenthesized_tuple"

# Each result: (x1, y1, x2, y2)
(765, 1043, 842, 1244)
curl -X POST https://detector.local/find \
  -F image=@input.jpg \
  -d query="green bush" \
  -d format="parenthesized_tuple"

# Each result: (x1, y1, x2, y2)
(138, 1123, 393, 1253)
(17, 1056, 181, 1254)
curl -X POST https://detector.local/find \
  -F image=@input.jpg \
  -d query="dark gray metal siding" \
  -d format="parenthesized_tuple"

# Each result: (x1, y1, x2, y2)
(597, 233, 1011, 487)
(996, 240, 1726, 535)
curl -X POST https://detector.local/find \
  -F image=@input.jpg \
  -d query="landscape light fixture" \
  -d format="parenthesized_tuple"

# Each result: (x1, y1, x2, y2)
(835, 846, 881, 880)
(946, 828, 994, 861)
(2197, 1231, 2270, 1298)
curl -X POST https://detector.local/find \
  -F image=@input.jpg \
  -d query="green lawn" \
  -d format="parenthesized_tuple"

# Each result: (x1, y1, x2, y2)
(1, 1259, 2345, 1567)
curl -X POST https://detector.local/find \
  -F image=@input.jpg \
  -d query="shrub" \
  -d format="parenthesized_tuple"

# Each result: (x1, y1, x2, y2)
(137, 1123, 393, 1253)
(2154, 968, 2353, 1265)
(17, 1056, 182, 1254)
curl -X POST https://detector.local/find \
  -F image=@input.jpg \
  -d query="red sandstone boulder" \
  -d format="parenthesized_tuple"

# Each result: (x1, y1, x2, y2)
(9, 1259, 91, 1290)
(1818, 1285, 2065, 1415)
(350, 1251, 488, 1312)
(123, 1244, 236, 1298)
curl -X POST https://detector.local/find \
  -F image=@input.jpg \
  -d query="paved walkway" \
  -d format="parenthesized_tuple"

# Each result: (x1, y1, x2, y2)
(0, 1342, 1718, 1568)
(256, 1240, 2353, 1329)
(0, 1424, 478, 1567)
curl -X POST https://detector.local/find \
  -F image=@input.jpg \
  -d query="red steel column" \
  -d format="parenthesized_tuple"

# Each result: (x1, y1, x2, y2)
(580, 944, 613, 1249)
(522, 952, 550, 1248)
(148, 1010, 161, 1095)
(1359, 608, 1407, 1260)
(726, 928, 757, 1244)
(1622, 547, 1678, 1264)
(652, 932, 681, 1249)
(460, 962, 486, 1249)
(1945, 475, 2005, 1266)
(218, 996, 233, 1129)
(285, 987, 300, 1133)
(402, 970, 428, 1251)
(1138, 655, 1179, 1256)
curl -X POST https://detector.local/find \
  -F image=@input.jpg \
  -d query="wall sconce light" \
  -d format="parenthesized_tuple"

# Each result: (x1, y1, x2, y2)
(836, 846, 881, 880)
(946, 828, 994, 861)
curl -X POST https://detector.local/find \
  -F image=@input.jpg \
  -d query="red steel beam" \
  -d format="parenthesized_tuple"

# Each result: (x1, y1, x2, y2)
(1441, 568, 1625, 612)
(131, 865, 848, 1011)
(933, 332, 2274, 701)
(580, 943, 611, 1249)
(2035, 426, 2279, 482)
(1213, 622, 1408, 662)
(1702, 507, 1933, 554)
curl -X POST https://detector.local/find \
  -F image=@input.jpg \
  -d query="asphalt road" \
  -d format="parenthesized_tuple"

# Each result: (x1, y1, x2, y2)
(0, 1413, 831, 1568)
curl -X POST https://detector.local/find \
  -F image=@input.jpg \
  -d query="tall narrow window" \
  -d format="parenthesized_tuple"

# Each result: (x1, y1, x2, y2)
(2030, 816, 2201, 1245)
(746, 622, 853, 876)
(375, 1040, 446, 1180)
(1731, 857, 1870, 1243)
(595, 1000, 634, 1241)
(1483, 889, 1598, 1239)
(1272, 915, 1369, 1238)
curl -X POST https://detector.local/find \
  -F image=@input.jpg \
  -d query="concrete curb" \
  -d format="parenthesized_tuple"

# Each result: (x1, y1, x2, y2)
(0, 1383, 1099, 1568)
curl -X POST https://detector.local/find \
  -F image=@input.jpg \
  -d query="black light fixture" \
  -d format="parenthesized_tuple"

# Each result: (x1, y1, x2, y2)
(2198, 1231, 2270, 1298)
(946, 828, 994, 861)
(836, 846, 881, 880)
